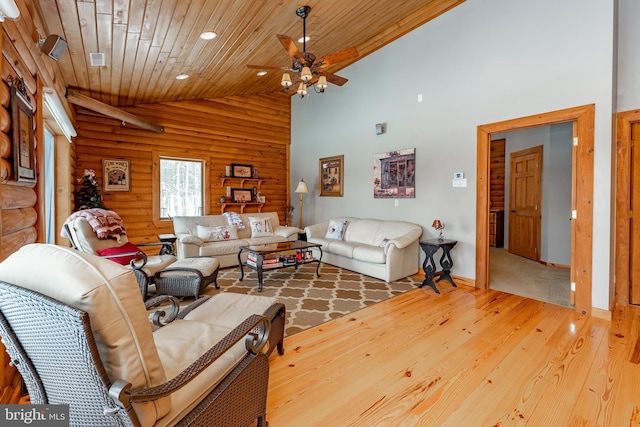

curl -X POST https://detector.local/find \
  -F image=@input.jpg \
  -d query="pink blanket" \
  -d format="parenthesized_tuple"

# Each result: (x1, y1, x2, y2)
(62, 208, 126, 240)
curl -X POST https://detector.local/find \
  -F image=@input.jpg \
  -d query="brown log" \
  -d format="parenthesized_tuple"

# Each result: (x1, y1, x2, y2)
(1, 226, 38, 259)
(0, 158, 10, 182)
(0, 184, 37, 209)
(0, 106, 9, 133)
(0, 131, 9, 158)
(0, 82, 9, 108)
(1, 207, 37, 235)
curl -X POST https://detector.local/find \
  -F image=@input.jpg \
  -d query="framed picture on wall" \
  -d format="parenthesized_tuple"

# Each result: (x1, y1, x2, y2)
(319, 155, 344, 197)
(103, 159, 130, 191)
(11, 84, 36, 184)
(231, 163, 253, 178)
(231, 188, 253, 202)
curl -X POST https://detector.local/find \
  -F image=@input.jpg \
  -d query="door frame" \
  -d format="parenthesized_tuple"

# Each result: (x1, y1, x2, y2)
(476, 104, 595, 315)
(615, 109, 640, 306)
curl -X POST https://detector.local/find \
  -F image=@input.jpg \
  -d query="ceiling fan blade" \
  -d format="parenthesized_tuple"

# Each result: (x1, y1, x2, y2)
(319, 70, 348, 86)
(314, 46, 359, 67)
(276, 34, 305, 62)
(247, 64, 290, 71)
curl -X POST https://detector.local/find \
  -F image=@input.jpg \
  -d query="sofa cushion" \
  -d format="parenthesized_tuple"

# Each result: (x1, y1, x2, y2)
(196, 224, 238, 242)
(325, 219, 348, 240)
(199, 239, 250, 257)
(96, 242, 142, 265)
(0, 244, 170, 427)
(342, 219, 382, 246)
(352, 245, 386, 264)
(248, 217, 273, 238)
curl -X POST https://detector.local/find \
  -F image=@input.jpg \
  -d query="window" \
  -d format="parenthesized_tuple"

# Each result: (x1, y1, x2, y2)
(158, 157, 204, 219)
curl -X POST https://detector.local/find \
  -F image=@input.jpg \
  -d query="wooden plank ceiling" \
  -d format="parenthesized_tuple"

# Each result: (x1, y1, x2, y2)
(33, 0, 465, 107)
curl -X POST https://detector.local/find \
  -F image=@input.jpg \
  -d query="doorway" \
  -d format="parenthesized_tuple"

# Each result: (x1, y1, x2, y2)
(476, 105, 595, 315)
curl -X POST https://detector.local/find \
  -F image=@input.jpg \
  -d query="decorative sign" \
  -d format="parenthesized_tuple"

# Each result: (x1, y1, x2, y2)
(103, 159, 130, 191)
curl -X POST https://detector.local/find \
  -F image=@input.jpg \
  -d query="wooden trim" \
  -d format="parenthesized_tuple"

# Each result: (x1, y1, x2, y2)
(615, 109, 640, 306)
(476, 104, 595, 315)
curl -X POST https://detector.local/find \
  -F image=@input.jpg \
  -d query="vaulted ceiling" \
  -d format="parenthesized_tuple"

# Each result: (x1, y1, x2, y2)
(34, 0, 464, 107)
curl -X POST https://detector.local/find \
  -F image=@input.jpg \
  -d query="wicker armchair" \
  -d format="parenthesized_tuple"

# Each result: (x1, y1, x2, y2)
(64, 216, 219, 300)
(0, 244, 282, 426)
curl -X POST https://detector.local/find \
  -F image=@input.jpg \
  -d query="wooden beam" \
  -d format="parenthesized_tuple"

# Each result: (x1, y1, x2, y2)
(66, 89, 164, 133)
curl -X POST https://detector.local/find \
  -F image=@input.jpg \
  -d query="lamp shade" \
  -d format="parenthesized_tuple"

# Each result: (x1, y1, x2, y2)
(0, 0, 19, 21)
(295, 179, 308, 194)
(281, 73, 292, 87)
(432, 219, 443, 229)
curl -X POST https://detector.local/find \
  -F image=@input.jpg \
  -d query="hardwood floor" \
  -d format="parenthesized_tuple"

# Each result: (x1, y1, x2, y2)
(265, 285, 640, 426)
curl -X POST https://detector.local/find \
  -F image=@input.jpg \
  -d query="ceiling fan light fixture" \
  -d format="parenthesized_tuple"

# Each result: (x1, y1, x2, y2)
(297, 82, 307, 98)
(317, 75, 327, 91)
(300, 66, 312, 82)
(281, 73, 292, 87)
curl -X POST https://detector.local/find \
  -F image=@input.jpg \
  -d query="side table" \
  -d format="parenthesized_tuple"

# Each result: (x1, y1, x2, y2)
(158, 233, 177, 256)
(419, 238, 458, 293)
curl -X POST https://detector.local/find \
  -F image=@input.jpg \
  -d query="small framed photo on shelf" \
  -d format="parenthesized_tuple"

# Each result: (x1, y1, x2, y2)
(231, 163, 253, 178)
(103, 159, 130, 192)
(231, 188, 253, 203)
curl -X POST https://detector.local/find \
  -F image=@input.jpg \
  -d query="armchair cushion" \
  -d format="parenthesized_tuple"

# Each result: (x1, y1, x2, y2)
(0, 244, 170, 427)
(96, 242, 141, 265)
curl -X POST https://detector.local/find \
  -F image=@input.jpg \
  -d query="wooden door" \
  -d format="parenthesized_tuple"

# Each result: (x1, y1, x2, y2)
(508, 146, 542, 260)
(631, 123, 640, 304)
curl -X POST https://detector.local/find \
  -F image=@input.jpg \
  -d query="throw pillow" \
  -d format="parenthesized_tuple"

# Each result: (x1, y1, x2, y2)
(96, 242, 142, 265)
(223, 211, 245, 230)
(248, 217, 274, 238)
(196, 224, 239, 242)
(325, 219, 348, 240)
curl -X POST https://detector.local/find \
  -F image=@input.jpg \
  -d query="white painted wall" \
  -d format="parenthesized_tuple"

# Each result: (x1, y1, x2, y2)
(618, 0, 640, 111)
(495, 123, 573, 266)
(290, 0, 616, 310)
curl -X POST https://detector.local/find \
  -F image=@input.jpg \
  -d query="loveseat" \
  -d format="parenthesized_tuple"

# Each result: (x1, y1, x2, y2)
(305, 217, 423, 282)
(173, 212, 300, 268)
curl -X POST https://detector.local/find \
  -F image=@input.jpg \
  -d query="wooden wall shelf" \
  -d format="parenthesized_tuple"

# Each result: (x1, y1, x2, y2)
(220, 177, 264, 189)
(216, 202, 264, 214)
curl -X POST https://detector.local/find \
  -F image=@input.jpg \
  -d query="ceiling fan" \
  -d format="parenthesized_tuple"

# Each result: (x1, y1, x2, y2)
(247, 5, 359, 97)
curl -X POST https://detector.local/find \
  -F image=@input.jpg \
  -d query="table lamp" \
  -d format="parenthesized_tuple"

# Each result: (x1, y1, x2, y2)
(432, 219, 445, 241)
(295, 179, 308, 228)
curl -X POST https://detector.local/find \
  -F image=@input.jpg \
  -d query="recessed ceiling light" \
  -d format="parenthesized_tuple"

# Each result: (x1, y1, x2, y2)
(257, 70, 268, 76)
(200, 31, 217, 40)
(176, 73, 189, 80)
(298, 36, 310, 43)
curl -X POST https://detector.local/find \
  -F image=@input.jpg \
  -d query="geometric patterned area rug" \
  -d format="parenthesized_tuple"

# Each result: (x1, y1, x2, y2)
(200, 264, 421, 336)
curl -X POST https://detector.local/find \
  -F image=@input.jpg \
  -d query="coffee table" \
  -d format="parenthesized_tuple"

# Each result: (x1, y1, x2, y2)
(238, 240, 322, 291)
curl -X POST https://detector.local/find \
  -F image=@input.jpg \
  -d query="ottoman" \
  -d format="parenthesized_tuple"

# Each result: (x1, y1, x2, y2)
(155, 256, 220, 298)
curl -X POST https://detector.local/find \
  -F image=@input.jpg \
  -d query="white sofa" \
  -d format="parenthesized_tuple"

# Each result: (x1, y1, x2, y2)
(305, 217, 423, 282)
(173, 212, 299, 268)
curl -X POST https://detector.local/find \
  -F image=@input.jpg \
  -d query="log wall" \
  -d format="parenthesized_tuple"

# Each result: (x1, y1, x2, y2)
(490, 138, 506, 209)
(1, 0, 73, 404)
(74, 94, 291, 244)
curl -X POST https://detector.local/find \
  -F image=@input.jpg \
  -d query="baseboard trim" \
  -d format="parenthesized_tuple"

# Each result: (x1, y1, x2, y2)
(591, 307, 612, 321)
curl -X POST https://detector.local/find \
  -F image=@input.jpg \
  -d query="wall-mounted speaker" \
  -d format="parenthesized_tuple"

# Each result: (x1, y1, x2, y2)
(40, 35, 68, 61)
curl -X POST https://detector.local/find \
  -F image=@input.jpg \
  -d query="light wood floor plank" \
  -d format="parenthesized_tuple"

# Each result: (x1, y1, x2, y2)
(266, 286, 640, 426)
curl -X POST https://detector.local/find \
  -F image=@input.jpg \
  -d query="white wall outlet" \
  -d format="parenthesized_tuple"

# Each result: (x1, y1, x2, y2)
(417, 93, 423, 103)
(394, 199, 399, 207)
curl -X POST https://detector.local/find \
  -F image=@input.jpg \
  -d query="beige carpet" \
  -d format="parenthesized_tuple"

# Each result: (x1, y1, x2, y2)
(198, 264, 420, 336)
(489, 247, 572, 308)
